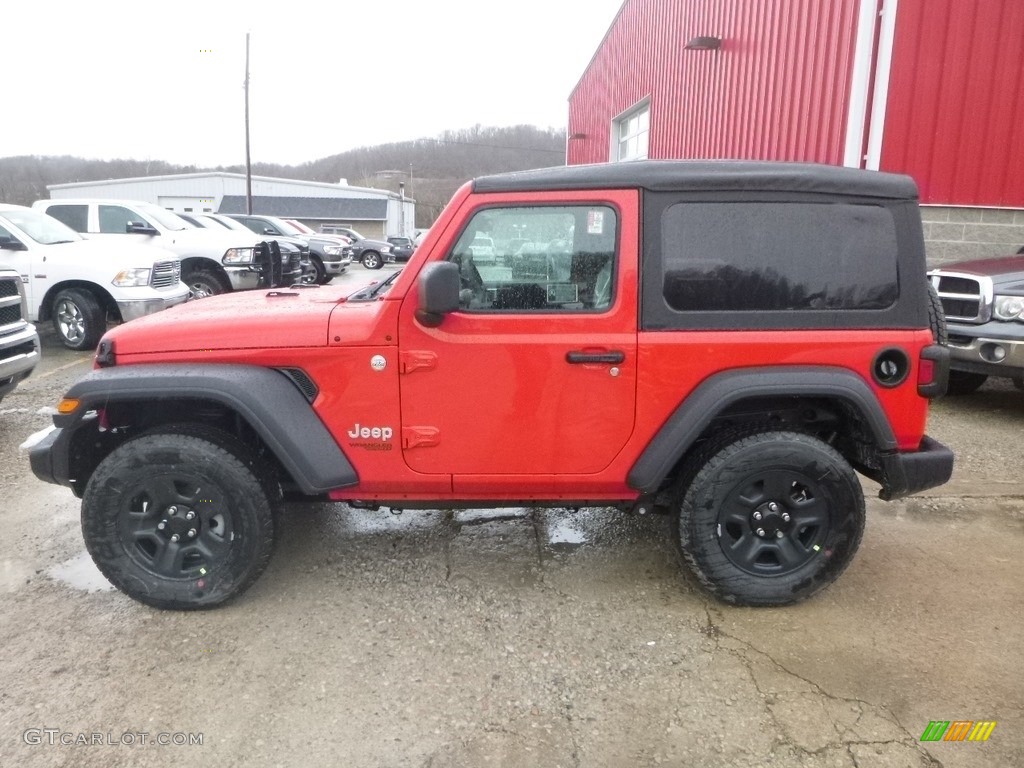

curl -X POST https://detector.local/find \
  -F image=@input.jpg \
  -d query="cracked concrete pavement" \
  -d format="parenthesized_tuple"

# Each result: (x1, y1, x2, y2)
(0, 296, 1021, 767)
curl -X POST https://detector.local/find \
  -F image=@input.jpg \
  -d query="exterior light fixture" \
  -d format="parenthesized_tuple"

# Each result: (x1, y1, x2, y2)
(685, 36, 721, 50)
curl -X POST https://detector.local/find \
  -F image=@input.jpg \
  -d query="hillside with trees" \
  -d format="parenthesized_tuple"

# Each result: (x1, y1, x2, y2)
(0, 125, 566, 228)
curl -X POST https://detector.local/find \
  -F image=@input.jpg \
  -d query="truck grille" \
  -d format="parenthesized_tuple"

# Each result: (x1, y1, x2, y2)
(150, 260, 181, 288)
(931, 272, 990, 323)
(0, 304, 21, 327)
(0, 277, 24, 328)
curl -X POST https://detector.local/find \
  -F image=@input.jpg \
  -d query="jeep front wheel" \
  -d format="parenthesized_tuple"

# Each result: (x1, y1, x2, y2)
(51, 288, 106, 350)
(81, 431, 275, 610)
(675, 431, 864, 606)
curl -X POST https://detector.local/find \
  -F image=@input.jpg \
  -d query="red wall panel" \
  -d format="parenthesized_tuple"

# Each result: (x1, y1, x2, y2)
(881, 0, 1024, 206)
(568, 0, 860, 166)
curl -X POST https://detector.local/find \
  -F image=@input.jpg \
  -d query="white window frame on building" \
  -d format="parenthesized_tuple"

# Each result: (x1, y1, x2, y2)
(611, 99, 650, 162)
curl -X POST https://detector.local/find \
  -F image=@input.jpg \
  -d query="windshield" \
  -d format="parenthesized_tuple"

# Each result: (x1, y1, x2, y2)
(207, 214, 251, 232)
(136, 203, 190, 231)
(287, 219, 315, 234)
(1, 208, 83, 245)
(261, 216, 303, 236)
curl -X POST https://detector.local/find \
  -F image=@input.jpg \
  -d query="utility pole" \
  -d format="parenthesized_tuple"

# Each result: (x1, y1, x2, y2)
(244, 32, 253, 214)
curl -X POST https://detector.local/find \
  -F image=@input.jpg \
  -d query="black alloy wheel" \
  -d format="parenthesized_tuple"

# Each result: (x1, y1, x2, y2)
(675, 430, 865, 606)
(82, 430, 275, 609)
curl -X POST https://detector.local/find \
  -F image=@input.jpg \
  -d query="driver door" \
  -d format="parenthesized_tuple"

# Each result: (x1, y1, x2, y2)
(396, 190, 639, 492)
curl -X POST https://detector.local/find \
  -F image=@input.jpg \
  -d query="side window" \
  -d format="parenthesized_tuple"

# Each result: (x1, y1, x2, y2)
(0, 222, 23, 248)
(447, 205, 617, 312)
(237, 218, 264, 235)
(613, 101, 650, 162)
(45, 204, 89, 233)
(660, 202, 899, 312)
(99, 205, 151, 234)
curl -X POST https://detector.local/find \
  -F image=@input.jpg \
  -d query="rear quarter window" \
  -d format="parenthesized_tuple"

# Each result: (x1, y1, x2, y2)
(45, 204, 89, 233)
(661, 202, 899, 312)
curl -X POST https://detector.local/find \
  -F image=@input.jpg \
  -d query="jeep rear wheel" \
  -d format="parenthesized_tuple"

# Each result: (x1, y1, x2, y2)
(675, 430, 864, 606)
(81, 431, 275, 610)
(51, 288, 106, 351)
(361, 251, 383, 270)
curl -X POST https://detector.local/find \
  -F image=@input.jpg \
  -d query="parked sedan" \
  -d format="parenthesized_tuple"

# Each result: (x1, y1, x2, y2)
(386, 236, 415, 262)
(331, 228, 394, 270)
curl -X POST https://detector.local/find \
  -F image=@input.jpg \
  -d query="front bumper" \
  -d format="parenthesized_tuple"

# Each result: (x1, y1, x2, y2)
(945, 321, 1024, 378)
(0, 323, 40, 400)
(323, 255, 353, 275)
(116, 288, 190, 322)
(29, 426, 67, 488)
(875, 435, 954, 501)
(223, 266, 262, 291)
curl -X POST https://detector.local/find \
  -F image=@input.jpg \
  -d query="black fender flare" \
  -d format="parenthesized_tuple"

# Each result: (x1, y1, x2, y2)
(41, 364, 357, 494)
(627, 366, 897, 493)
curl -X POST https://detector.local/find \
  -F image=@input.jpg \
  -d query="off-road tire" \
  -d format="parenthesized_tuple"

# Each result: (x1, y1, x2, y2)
(945, 370, 988, 396)
(186, 268, 229, 298)
(51, 288, 106, 351)
(927, 283, 947, 345)
(361, 251, 383, 270)
(675, 430, 865, 606)
(81, 430, 275, 610)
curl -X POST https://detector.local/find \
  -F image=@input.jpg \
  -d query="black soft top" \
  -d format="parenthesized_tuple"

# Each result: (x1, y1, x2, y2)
(473, 160, 918, 201)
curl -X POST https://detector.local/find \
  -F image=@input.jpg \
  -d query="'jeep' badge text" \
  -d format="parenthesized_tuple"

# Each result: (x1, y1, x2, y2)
(348, 424, 393, 440)
(347, 423, 394, 451)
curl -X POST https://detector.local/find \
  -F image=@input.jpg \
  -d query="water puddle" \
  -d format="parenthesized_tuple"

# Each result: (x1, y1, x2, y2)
(48, 551, 114, 593)
(546, 518, 588, 547)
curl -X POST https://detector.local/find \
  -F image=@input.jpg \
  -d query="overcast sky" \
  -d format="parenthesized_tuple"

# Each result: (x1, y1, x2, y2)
(4, 0, 623, 168)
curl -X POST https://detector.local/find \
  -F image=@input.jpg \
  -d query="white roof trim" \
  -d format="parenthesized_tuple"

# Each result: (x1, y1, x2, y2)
(47, 171, 395, 198)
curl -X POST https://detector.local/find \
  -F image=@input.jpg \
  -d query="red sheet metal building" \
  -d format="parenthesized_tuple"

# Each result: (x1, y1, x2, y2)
(568, 0, 1024, 263)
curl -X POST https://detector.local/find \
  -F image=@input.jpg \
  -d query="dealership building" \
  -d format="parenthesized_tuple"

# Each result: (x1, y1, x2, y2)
(46, 172, 415, 240)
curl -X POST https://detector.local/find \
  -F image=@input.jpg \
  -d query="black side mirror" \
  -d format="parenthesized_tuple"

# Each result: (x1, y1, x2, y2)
(263, 227, 278, 235)
(416, 262, 460, 327)
(126, 221, 158, 236)
(0, 236, 27, 251)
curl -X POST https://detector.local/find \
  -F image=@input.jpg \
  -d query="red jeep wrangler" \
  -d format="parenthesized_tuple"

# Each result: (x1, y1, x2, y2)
(30, 161, 953, 610)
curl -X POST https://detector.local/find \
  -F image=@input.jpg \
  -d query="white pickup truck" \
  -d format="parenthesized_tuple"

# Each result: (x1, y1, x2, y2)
(0, 264, 39, 403)
(34, 199, 272, 298)
(0, 205, 188, 350)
